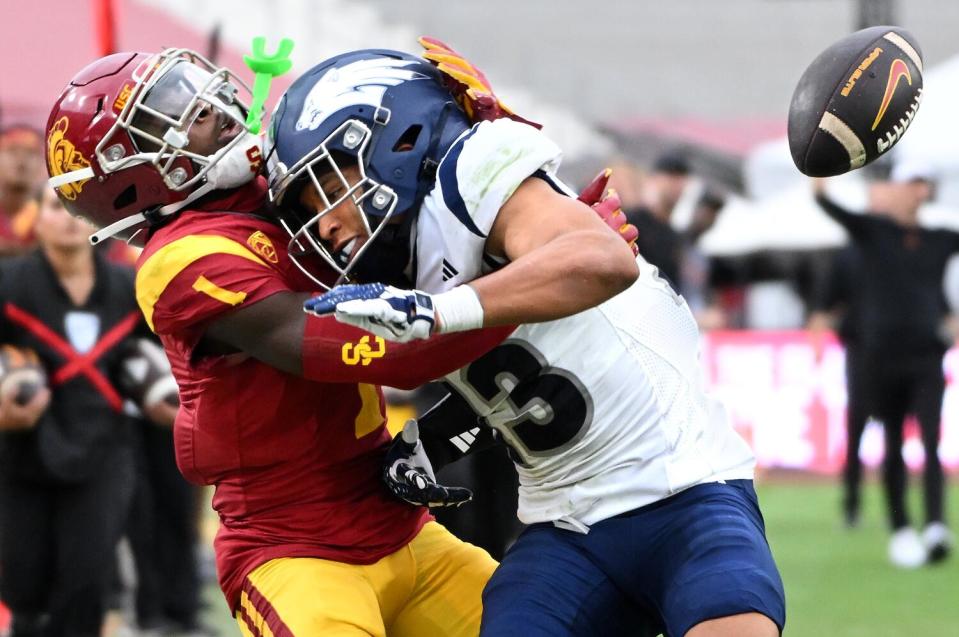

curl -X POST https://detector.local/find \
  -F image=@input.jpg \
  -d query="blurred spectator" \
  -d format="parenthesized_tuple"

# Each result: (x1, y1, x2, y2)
(93, 240, 205, 635)
(807, 175, 915, 528)
(620, 150, 689, 287)
(813, 163, 957, 568)
(681, 187, 727, 329)
(125, 419, 207, 637)
(609, 153, 729, 329)
(0, 126, 44, 256)
(807, 243, 866, 527)
(0, 187, 158, 637)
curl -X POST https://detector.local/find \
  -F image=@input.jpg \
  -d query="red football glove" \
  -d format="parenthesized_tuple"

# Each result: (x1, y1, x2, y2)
(418, 36, 541, 129)
(578, 169, 640, 256)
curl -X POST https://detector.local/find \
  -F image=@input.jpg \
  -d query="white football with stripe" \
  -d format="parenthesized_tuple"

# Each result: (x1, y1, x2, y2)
(788, 26, 923, 177)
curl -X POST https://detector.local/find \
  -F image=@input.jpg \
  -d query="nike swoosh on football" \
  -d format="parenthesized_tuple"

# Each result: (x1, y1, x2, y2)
(872, 58, 911, 131)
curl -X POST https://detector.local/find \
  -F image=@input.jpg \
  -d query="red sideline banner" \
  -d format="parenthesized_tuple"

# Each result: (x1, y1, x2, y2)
(702, 331, 959, 474)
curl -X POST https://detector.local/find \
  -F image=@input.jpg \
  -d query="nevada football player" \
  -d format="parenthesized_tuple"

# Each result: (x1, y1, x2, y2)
(46, 47, 520, 637)
(269, 40, 785, 637)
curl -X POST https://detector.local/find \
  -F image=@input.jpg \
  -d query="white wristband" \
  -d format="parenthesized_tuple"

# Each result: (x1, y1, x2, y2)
(432, 285, 485, 333)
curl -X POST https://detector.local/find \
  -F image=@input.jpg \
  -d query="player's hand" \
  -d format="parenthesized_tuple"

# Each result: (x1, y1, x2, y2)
(576, 168, 613, 207)
(144, 400, 178, 428)
(383, 419, 473, 508)
(418, 36, 541, 129)
(579, 169, 639, 256)
(304, 283, 435, 342)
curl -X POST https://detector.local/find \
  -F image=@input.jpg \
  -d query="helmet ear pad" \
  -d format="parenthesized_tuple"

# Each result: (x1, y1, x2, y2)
(361, 75, 471, 221)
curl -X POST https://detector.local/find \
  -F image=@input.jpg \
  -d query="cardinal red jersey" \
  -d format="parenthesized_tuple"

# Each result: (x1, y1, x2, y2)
(134, 179, 428, 611)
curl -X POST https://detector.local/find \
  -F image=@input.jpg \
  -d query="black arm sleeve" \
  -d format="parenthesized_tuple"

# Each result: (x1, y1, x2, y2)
(812, 246, 855, 312)
(815, 192, 871, 238)
(417, 389, 498, 471)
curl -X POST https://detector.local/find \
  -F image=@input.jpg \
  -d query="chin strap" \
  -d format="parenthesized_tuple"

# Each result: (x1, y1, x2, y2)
(88, 135, 262, 245)
(413, 101, 454, 209)
(88, 180, 217, 245)
(89, 212, 148, 245)
(48, 167, 95, 189)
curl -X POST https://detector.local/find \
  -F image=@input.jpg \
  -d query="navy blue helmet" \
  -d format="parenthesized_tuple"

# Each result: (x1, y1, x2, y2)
(267, 48, 470, 287)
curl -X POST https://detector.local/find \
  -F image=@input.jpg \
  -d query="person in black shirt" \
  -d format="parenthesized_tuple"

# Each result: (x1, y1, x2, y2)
(623, 151, 689, 287)
(0, 186, 160, 637)
(813, 167, 956, 567)
(808, 244, 869, 528)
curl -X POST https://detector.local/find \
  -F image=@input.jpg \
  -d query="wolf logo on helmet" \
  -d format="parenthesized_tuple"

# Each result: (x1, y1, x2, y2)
(295, 57, 430, 132)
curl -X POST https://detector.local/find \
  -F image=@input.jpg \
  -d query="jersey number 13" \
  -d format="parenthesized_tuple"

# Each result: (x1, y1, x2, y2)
(449, 340, 593, 463)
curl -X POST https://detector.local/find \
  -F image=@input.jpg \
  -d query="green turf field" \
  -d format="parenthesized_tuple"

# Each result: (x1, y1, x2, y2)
(202, 478, 959, 636)
(758, 478, 958, 637)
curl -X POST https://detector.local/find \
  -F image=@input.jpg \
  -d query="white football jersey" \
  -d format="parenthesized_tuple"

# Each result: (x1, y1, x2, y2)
(415, 119, 755, 529)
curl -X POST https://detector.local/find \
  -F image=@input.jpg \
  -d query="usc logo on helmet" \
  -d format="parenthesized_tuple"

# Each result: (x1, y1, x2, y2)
(246, 231, 278, 263)
(342, 335, 386, 366)
(113, 82, 135, 113)
(46, 117, 91, 200)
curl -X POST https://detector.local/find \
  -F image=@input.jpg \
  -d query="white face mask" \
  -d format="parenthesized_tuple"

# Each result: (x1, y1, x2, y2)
(203, 131, 264, 190)
(86, 131, 264, 246)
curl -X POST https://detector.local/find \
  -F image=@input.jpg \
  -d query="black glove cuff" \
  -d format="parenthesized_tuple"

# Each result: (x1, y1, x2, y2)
(418, 390, 496, 471)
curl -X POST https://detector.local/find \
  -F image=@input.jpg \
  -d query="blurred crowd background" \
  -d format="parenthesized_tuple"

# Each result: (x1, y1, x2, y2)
(1, 1, 958, 636)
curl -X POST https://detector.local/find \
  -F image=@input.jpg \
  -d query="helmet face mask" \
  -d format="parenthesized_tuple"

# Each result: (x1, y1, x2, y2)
(46, 48, 258, 245)
(97, 49, 252, 193)
(268, 48, 471, 289)
(272, 118, 400, 290)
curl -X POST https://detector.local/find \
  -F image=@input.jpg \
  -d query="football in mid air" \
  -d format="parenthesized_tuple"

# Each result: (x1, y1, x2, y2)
(0, 344, 47, 405)
(118, 338, 179, 411)
(788, 25, 923, 177)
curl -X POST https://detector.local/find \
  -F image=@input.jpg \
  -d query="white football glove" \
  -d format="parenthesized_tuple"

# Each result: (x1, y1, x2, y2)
(304, 283, 435, 342)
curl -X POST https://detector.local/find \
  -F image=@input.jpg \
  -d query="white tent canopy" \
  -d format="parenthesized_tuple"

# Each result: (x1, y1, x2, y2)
(893, 52, 959, 208)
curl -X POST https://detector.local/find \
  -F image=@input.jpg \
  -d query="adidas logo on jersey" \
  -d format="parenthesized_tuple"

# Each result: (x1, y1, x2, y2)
(449, 427, 481, 454)
(442, 258, 459, 281)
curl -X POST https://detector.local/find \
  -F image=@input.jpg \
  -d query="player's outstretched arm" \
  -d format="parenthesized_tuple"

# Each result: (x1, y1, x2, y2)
(470, 176, 639, 326)
(812, 178, 870, 237)
(415, 390, 497, 468)
(203, 291, 512, 388)
(308, 175, 639, 341)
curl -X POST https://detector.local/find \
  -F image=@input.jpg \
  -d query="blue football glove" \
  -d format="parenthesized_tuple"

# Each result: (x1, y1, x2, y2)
(383, 420, 473, 508)
(304, 283, 435, 342)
